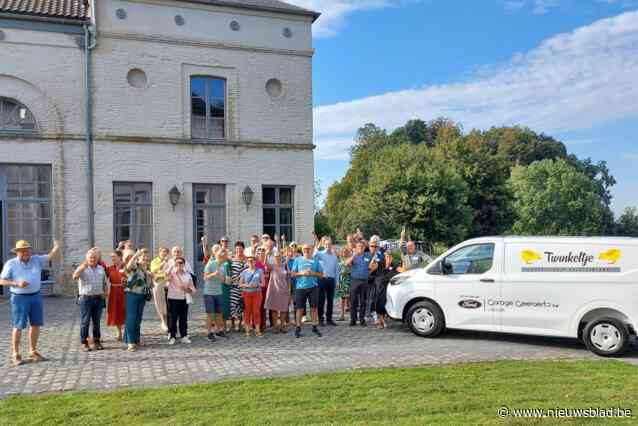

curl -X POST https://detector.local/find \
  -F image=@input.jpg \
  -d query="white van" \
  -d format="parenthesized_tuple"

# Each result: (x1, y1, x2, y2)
(386, 236, 638, 356)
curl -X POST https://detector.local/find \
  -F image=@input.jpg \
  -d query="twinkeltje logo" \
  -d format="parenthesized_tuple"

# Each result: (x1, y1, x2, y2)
(521, 250, 542, 265)
(519, 248, 622, 273)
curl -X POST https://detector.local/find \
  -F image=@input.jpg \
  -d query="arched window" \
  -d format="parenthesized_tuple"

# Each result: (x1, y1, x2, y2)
(0, 97, 37, 133)
(190, 76, 226, 140)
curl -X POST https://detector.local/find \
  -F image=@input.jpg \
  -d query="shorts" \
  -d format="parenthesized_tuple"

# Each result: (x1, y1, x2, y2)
(204, 294, 223, 314)
(293, 286, 318, 310)
(10, 292, 44, 329)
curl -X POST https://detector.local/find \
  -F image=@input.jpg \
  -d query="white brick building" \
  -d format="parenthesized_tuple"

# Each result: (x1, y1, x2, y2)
(0, 0, 319, 294)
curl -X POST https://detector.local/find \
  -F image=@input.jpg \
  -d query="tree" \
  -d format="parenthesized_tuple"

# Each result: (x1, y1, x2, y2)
(616, 207, 638, 236)
(434, 135, 513, 237)
(509, 159, 614, 235)
(336, 144, 473, 245)
(482, 126, 567, 165)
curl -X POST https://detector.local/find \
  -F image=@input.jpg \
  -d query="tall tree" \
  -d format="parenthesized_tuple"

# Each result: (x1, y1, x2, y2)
(509, 159, 614, 235)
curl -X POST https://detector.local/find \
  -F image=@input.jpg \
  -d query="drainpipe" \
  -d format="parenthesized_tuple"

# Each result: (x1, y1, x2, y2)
(83, 2, 97, 247)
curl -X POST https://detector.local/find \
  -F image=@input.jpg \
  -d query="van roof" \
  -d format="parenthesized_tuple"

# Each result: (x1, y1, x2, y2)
(464, 236, 638, 245)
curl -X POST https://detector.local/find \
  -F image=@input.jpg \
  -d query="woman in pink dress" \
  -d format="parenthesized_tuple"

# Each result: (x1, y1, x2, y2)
(264, 253, 290, 333)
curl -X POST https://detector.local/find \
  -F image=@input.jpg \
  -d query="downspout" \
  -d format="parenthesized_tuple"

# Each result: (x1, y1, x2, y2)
(84, 0, 97, 247)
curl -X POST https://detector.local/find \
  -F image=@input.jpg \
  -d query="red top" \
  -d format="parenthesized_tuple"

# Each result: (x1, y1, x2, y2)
(106, 264, 126, 286)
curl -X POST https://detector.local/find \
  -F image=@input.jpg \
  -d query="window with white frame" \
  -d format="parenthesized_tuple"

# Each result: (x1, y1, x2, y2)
(191, 76, 226, 140)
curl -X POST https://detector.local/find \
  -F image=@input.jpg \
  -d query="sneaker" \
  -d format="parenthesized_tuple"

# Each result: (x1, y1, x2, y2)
(168, 337, 176, 345)
(295, 327, 302, 338)
(327, 321, 338, 326)
(360, 321, 367, 327)
(216, 331, 227, 338)
(181, 336, 192, 344)
(82, 343, 92, 352)
(319, 320, 326, 327)
(349, 321, 357, 326)
(207, 332, 216, 342)
(93, 341, 104, 351)
(312, 326, 322, 337)
(161, 323, 169, 332)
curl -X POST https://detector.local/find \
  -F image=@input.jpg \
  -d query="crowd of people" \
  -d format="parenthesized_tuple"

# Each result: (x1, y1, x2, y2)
(0, 230, 429, 366)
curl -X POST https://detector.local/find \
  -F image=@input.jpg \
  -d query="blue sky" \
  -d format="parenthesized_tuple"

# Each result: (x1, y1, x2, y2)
(288, 0, 638, 215)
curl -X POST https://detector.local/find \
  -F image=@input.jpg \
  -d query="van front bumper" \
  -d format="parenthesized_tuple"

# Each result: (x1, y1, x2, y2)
(385, 287, 403, 321)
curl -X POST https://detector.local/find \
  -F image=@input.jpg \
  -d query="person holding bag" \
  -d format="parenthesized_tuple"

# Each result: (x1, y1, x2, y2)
(124, 249, 154, 352)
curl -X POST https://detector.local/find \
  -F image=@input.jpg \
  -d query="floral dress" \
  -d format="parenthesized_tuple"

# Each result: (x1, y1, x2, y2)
(338, 259, 352, 298)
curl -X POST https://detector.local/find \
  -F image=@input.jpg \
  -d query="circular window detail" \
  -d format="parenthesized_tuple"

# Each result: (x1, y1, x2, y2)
(127, 68, 148, 89)
(282, 27, 293, 38)
(230, 20, 240, 31)
(265, 79, 283, 98)
(175, 15, 185, 26)
(116, 8, 127, 19)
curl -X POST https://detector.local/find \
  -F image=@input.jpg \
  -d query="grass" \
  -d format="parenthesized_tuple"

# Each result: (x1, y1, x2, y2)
(1, 360, 637, 425)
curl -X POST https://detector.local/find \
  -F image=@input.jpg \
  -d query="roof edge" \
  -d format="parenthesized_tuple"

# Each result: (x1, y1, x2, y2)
(171, 0, 321, 22)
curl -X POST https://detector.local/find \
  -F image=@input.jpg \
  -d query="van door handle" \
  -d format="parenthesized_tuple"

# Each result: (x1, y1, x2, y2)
(480, 278, 495, 283)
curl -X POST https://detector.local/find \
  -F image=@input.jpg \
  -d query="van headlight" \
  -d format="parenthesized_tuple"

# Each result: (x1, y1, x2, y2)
(390, 275, 409, 286)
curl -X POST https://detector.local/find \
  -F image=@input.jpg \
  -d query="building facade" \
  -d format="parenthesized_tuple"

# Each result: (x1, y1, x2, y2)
(0, 0, 319, 294)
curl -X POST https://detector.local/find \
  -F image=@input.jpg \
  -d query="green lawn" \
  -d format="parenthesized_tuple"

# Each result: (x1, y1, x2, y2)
(1, 360, 636, 425)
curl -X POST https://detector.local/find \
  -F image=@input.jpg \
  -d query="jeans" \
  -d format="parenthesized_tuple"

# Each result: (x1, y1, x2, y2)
(80, 296, 104, 344)
(168, 298, 189, 338)
(318, 277, 336, 322)
(349, 279, 369, 323)
(124, 292, 146, 344)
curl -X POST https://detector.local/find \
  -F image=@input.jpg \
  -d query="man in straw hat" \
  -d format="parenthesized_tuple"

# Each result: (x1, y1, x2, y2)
(0, 239, 60, 366)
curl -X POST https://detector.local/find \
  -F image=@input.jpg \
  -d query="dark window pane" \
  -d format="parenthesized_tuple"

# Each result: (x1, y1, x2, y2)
(115, 207, 132, 226)
(263, 208, 276, 225)
(7, 166, 19, 183)
(117, 226, 130, 242)
(210, 185, 225, 204)
(210, 79, 225, 100)
(191, 77, 205, 98)
(37, 183, 49, 198)
(210, 102, 224, 118)
(191, 97, 206, 117)
(263, 188, 276, 205)
(279, 208, 293, 225)
(20, 166, 35, 182)
(20, 182, 35, 198)
(196, 190, 207, 205)
(279, 226, 293, 241)
(263, 226, 276, 239)
(38, 220, 51, 235)
(36, 166, 50, 184)
(134, 184, 151, 203)
(7, 182, 19, 198)
(279, 188, 292, 205)
(114, 184, 131, 203)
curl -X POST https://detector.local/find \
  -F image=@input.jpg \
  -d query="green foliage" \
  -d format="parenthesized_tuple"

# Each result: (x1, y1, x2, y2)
(324, 118, 617, 244)
(616, 207, 638, 236)
(509, 159, 614, 235)
(314, 211, 334, 240)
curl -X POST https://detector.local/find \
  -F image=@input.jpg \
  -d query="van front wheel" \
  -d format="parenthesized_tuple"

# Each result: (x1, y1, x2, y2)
(583, 317, 630, 357)
(407, 301, 445, 337)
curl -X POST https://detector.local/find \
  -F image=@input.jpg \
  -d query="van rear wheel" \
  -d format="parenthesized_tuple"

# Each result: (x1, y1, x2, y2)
(407, 301, 445, 337)
(583, 317, 630, 357)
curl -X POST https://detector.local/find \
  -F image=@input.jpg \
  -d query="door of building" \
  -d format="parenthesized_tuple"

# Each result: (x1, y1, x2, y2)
(192, 184, 226, 277)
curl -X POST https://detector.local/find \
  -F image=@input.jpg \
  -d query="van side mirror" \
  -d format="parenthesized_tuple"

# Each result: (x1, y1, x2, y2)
(442, 259, 453, 275)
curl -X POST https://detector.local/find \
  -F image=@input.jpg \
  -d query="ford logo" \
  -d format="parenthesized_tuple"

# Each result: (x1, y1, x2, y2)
(458, 299, 482, 309)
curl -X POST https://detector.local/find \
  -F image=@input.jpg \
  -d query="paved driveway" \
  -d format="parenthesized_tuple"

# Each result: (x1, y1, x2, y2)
(1, 296, 636, 397)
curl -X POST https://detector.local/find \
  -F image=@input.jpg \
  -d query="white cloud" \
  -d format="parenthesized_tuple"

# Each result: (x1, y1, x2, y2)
(503, 0, 561, 14)
(314, 11, 638, 160)
(287, 0, 418, 37)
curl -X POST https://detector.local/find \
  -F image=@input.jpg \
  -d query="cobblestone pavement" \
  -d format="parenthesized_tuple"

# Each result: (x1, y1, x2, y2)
(1, 296, 636, 397)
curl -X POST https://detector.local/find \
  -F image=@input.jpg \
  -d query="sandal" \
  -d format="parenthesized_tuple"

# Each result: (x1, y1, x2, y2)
(256, 332, 264, 337)
(13, 353, 25, 367)
(29, 351, 47, 362)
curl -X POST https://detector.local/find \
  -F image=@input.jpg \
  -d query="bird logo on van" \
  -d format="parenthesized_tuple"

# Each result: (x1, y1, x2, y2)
(598, 249, 621, 264)
(521, 250, 542, 265)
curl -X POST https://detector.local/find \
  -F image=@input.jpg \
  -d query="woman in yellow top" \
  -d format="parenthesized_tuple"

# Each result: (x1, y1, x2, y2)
(150, 247, 170, 332)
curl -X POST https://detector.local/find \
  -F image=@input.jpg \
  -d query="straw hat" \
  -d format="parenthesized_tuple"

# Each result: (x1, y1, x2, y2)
(11, 240, 32, 253)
